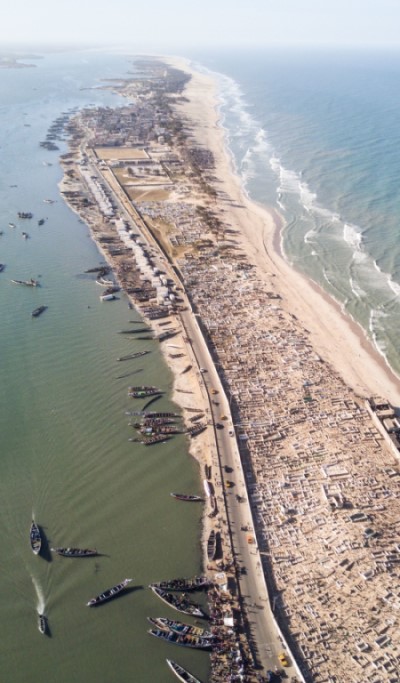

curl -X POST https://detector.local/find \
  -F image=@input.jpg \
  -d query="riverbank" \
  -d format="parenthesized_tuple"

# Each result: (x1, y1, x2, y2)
(168, 56, 400, 406)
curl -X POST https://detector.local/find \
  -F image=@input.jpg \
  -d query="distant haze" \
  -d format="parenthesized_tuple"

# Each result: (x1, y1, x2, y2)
(2, 0, 400, 50)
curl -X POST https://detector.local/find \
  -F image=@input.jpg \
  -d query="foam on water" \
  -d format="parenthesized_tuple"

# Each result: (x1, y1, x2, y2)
(32, 576, 45, 614)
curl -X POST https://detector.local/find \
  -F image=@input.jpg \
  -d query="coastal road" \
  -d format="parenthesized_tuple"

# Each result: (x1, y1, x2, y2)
(84, 153, 300, 680)
(180, 307, 299, 679)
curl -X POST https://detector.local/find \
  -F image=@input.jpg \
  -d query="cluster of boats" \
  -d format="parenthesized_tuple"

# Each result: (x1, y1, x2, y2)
(150, 586, 207, 619)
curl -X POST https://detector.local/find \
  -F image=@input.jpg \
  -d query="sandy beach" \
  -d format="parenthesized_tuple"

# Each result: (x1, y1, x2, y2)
(57, 57, 400, 682)
(168, 56, 400, 407)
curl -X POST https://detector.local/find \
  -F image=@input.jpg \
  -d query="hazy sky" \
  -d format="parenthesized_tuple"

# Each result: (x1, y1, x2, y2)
(2, 0, 400, 50)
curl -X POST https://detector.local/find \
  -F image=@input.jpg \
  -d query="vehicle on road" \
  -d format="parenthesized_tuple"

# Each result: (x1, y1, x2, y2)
(216, 423, 224, 429)
(228, 429, 234, 436)
(220, 414, 228, 420)
(225, 480, 234, 488)
(210, 389, 219, 395)
(199, 368, 207, 373)
(278, 652, 289, 667)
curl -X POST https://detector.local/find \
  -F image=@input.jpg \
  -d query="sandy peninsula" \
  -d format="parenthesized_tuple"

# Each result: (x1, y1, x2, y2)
(168, 56, 400, 407)
(58, 57, 400, 683)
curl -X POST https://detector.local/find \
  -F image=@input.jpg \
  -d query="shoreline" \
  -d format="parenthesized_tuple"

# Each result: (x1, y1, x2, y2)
(168, 55, 400, 406)
(57, 56, 400, 682)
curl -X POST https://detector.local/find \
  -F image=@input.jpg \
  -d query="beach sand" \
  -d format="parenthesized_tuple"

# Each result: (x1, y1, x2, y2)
(167, 56, 400, 407)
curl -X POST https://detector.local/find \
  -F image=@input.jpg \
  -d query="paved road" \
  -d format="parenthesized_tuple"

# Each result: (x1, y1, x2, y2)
(86, 156, 300, 681)
(180, 308, 299, 679)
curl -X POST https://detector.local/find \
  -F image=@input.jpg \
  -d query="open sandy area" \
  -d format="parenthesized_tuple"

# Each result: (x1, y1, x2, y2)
(167, 56, 400, 407)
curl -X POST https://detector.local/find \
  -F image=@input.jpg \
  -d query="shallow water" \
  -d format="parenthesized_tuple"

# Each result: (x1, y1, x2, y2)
(0, 50, 209, 683)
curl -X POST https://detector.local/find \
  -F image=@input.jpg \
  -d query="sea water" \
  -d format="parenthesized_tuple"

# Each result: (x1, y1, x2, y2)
(0, 50, 208, 682)
(190, 47, 400, 379)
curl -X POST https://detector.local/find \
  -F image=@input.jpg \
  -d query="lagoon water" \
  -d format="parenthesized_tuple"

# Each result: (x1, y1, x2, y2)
(0, 52, 208, 682)
(3, 44, 400, 681)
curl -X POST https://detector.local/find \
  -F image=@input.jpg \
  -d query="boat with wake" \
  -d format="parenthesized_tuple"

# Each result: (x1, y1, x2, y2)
(150, 576, 210, 592)
(148, 617, 214, 639)
(38, 613, 47, 635)
(150, 586, 207, 618)
(11, 278, 39, 287)
(30, 520, 42, 555)
(148, 628, 212, 650)
(86, 578, 132, 606)
(51, 547, 98, 558)
(170, 493, 204, 503)
(166, 659, 203, 683)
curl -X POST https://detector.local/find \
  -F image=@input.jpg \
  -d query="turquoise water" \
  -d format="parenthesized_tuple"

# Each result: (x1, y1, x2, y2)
(0, 51, 208, 682)
(190, 48, 400, 377)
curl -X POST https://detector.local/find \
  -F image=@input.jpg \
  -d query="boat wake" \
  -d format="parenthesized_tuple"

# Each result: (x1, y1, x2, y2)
(32, 576, 45, 614)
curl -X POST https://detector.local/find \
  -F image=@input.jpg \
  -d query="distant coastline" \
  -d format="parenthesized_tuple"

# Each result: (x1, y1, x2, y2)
(0, 55, 38, 69)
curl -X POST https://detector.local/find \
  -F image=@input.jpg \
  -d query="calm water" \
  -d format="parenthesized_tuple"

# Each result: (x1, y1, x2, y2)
(0, 51, 208, 682)
(190, 48, 400, 378)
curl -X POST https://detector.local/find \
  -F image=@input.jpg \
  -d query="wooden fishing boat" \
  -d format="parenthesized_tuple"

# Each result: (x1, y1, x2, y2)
(117, 350, 149, 362)
(141, 434, 170, 446)
(51, 547, 98, 557)
(128, 386, 163, 398)
(207, 530, 216, 561)
(150, 586, 207, 619)
(30, 520, 42, 555)
(148, 617, 214, 639)
(150, 576, 210, 592)
(86, 578, 132, 607)
(38, 613, 47, 635)
(0, 263, 5, 272)
(11, 278, 39, 286)
(170, 493, 204, 503)
(148, 628, 212, 650)
(166, 659, 203, 683)
(32, 305, 47, 318)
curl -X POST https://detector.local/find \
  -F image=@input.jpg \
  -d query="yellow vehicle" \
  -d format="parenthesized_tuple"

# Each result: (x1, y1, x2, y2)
(225, 480, 233, 488)
(278, 652, 289, 667)
(210, 389, 219, 395)
(247, 535, 255, 544)
(220, 415, 228, 420)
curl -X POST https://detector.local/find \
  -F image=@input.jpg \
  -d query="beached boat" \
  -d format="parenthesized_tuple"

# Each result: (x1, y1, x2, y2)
(188, 424, 207, 438)
(170, 493, 204, 503)
(150, 576, 210, 593)
(30, 520, 42, 555)
(51, 547, 98, 557)
(38, 613, 47, 635)
(148, 617, 214, 639)
(86, 578, 132, 607)
(150, 586, 207, 618)
(32, 305, 47, 318)
(166, 659, 203, 683)
(11, 278, 39, 286)
(207, 530, 216, 561)
(148, 628, 212, 650)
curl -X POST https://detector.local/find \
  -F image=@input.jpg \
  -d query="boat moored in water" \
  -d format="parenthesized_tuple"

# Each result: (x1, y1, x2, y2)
(86, 578, 132, 606)
(166, 659, 203, 683)
(148, 617, 214, 639)
(30, 520, 42, 555)
(150, 576, 210, 592)
(170, 493, 204, 503)
(32, 305, 47, 318)
(150, 586, 207, 618)
(51, 547, 98, 557)
(148, 628, 213, 650)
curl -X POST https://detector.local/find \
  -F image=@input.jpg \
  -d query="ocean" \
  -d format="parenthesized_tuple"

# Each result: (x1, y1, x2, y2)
(189, 48, 400, 379)
(2, 44, 400, 681)
(0, 51, 208, 682)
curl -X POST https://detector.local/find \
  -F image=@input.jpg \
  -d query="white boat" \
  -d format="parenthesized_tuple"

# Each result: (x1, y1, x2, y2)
(100, 293, 116, 301)
(203, 479, 211, 498)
